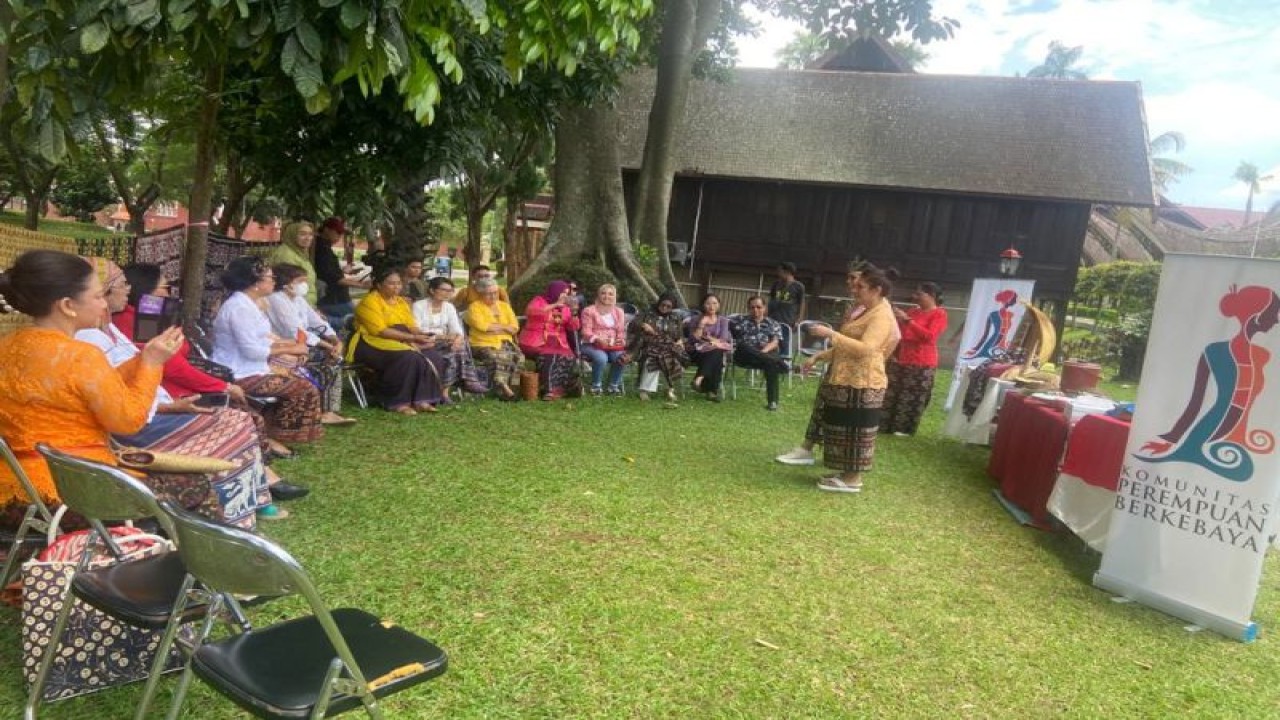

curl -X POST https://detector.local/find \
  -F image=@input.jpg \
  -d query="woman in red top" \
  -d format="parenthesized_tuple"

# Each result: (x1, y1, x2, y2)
(881, 282, 949, 436)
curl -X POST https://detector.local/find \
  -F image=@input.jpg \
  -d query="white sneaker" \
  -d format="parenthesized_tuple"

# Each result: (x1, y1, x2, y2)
(775, 447, 815, 465)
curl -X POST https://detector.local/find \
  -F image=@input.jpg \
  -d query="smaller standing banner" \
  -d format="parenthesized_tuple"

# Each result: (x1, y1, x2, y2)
(1095, 254, 1280, 641)
(944, 278, 1037, 411)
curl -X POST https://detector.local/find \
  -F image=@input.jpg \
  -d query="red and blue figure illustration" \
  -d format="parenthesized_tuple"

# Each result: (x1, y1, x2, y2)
(1137, 285, 1280, 482)
(962, 289, 1019, 360)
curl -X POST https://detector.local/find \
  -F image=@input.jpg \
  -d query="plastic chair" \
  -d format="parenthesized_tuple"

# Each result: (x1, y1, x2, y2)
(24, 444, 228, 720)
(0, 437, 66, 587)
(157, 503, 448, 719)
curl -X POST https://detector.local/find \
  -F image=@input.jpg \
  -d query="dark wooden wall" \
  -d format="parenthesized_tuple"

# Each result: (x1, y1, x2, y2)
(649, 176, 1090, 304)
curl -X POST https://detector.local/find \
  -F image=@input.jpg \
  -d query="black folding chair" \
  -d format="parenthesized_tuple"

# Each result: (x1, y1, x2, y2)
(24, 444, 229, 720)
(158, 503, 448, 718)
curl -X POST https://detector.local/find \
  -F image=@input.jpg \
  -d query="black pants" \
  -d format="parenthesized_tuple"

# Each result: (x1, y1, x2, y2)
(690, 348, 729, 393)
(734, 346, 787, 403)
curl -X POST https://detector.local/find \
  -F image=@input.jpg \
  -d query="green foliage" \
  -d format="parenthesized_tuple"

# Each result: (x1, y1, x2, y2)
(1069, 261, 1161, 380)
(511, 258, 619, 311)
(763, 0, 959, 45)
(1026, 40, 1088, 79)
(49, 153, 116, 222)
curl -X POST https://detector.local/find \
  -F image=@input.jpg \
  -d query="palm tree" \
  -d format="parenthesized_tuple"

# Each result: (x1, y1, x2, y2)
(1027, 41, 1088, 80)
(1149, 131, 1192, 195)
(1235, 161, 1262, 227)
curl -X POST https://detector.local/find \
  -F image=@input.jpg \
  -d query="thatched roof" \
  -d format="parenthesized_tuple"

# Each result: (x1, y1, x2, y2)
(617, 68, 1155, 207)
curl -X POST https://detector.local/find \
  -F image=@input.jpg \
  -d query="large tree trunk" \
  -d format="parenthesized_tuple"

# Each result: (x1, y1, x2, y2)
(628, 0, 722, 302)
(385, 170, 433, 258)
(180, 63, 224, 324)
(515, 103, 656, 301)
(462, 185, 487, 266)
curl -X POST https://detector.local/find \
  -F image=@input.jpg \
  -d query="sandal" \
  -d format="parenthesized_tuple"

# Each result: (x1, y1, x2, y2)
(413, 403, 439, 413)
(257, 503, 290, 520)
(817, 476, 863, 494)
(393, 406, 418, 416)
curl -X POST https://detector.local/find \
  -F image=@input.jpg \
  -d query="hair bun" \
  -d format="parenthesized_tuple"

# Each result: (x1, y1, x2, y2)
(884, 267, 901, 281)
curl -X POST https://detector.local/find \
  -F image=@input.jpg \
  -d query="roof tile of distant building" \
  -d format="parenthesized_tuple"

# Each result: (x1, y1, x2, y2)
(617, 68, 1154, 207)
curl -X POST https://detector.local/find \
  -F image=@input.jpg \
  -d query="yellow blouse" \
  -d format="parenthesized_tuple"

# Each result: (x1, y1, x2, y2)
(465, 300, 518, 350)
(0, 327, 162, 504)
(814, 299, 899, 389)
(348, 292, 419, 360)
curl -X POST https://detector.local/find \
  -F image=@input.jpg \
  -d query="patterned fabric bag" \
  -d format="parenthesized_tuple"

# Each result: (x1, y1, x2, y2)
(22, 527, 184, 702)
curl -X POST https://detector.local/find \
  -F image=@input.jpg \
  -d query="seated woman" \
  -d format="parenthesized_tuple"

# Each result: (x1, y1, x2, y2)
(212, 257, 326, 444)
(412, 276, 488, 396)
(685, 293, 734, 402)
(519, 280, 583, 400)
(0, 250, 196, 531)
(465, 277, 523, 400)
(114, 262, 308, 505)
(347, 267, 447, 415)
(580, 283, 629, 396)
(265, 263, 357, 426)
(628, 292, 687, 402)
(78, 257, 279, 525)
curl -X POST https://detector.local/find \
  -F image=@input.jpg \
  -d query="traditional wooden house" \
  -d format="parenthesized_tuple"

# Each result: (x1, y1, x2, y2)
(616, 54, 1155, 325)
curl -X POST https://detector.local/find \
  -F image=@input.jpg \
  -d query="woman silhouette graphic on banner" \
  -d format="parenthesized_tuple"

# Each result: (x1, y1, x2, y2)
(1138, 285, 1280, 482)
(963, 289, 1019, 360)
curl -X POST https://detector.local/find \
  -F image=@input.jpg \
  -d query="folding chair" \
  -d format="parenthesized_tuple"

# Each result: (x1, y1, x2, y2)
(158, 503, 448, 719)
(0, 437, 66, 588)
(342, 316, 371, 409)
(25, 444, 225, 720)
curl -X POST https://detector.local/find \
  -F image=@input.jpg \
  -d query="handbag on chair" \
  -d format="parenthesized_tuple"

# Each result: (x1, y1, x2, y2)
(21, 527, 182, 701)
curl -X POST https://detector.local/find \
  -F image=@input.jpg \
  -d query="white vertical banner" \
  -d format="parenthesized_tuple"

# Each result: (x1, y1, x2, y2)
(1095, 254, 1280, 641)
(944, 278, 1036, 410)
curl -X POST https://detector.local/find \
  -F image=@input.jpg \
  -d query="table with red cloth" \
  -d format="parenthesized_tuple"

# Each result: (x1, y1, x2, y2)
(1048, 413, 1132, 551)
(987, 392, 1071, 529)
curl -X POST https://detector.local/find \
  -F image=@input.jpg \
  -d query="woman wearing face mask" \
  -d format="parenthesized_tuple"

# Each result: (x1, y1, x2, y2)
(267, 221, 319, 305)
(265, 263, 357, 426)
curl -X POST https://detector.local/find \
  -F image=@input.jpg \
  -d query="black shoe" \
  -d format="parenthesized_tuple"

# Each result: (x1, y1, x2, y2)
(269, 482, 311, 502)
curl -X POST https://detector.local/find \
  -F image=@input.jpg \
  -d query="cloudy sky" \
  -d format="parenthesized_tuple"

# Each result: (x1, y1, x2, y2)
(737, 0, 1280, 211)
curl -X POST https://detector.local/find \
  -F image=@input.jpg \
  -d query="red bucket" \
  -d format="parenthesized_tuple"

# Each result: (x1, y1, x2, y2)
(1061, 361, 1102, 393)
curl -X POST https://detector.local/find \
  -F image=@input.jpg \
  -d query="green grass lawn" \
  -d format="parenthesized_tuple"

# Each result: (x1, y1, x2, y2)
(0, 211, 123, 240)
(1, 373, 1277, 718)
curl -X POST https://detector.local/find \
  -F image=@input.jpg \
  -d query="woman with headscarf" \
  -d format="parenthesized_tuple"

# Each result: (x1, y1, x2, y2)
(267, 221, 319, 305)
(580, 283, 629, 396)
(777, 265, 898, 494)
(628, 292, 687, 402)
(465, 277, 523, 399)
(75, 257, 281, 525)
(519, 280, 583, 400)
(347, 266, 447, 415)
(881, 281, 948, 436)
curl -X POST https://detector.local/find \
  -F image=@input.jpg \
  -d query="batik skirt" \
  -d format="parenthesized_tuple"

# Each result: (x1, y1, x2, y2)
(637, 335, 687, 389)
(880, 362, 937, 436)
(805, 384, 885, 473)
(536, 353, 583, 398)
(473, 342, 524, 391)
(114, 408, 270, 530)
(235, 373, 326, 444)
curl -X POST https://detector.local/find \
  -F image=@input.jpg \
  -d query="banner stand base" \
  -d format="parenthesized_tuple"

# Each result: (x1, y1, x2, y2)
(1093, 571, 1259, 643)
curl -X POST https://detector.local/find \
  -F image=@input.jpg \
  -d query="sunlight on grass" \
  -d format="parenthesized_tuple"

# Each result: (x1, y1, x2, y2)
(1, 372, 1276, 718)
